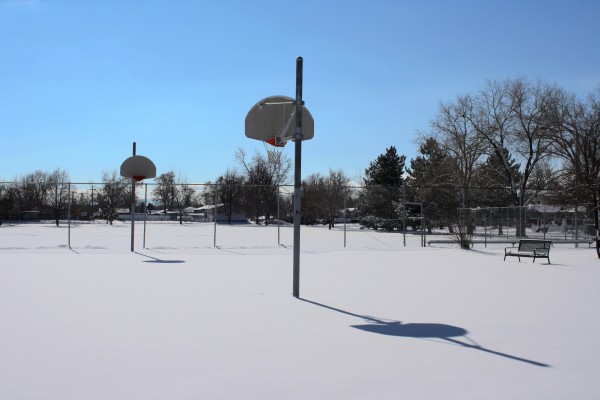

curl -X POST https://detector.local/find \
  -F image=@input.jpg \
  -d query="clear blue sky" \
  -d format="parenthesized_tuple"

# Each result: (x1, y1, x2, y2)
(1, 0, 599, 184)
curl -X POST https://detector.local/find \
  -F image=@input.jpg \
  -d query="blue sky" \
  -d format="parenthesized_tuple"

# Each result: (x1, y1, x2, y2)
(1, 0, 599, 184)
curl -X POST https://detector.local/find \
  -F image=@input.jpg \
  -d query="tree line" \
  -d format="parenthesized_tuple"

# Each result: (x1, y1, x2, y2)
(409, 77, 599, 244)
(1, 77, 598, 240)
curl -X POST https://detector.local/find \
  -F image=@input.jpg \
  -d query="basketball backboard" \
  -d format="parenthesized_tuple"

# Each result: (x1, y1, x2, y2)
(245, 95, 314, 146)
(120, 155, 157, 181)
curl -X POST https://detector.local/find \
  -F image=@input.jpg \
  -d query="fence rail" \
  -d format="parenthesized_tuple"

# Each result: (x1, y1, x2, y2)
(0, 182, 596, 252)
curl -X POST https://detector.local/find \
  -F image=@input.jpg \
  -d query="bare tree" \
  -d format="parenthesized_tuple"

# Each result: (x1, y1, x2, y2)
(551, 87, 600, 256)
(153, 171, 176, 214)
(302, 172, 327, 225)
(460, 78, 559, 235)
(215, 169, 246, 224)
(98, 171, 129, 224)
(46, 168, 70, 226)
(467, 79, 557, 206)
(236, 148, 291, 224)
(302, 169, 351, 228)
(430, 97, 487, 209)
(325, 169, 350, 229)
(0, 181, 20, 223)
(18, 170, 50, 215)
(172, 181, 196, 224)
(153, 171, 197, 224)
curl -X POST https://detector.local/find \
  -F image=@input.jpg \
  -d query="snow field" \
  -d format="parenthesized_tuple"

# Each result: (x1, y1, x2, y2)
(0, 224, 599, 399)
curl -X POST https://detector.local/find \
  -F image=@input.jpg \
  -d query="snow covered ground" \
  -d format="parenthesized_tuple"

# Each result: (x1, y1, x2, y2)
(1, 223, 599, 399)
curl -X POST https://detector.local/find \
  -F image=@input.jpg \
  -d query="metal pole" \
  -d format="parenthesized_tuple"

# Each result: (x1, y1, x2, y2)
(292, 57, 303, 298)
(143, 183, 148, 248)
(130, 142, 136, 252)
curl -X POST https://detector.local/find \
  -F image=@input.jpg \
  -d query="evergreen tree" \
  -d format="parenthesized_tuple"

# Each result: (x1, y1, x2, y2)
(363, 146, 406, 187)
(360, 146, 406, 224)
(407, 137, 459, 232)
(476, 147, 522, 199)
(407, 138, 454, 186)
(473, 147, 523, 235)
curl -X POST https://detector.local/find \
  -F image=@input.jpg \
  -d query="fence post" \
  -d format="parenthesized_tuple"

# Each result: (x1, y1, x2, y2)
(343, 186, 347, 248)
(484, 212, 487, 247)
(506, 207, 509, 240)
(143, 183, 148, 249)
(91, 185, 94, 223)
(421, 211, 425, 247)
(277, 184, 280, 246)
(542, 206, 546, 240)
(574, 206, 579, 248)
(213, 186, 217, 247)
(402, 185, 406, 247)
(68, 182, 71, 249)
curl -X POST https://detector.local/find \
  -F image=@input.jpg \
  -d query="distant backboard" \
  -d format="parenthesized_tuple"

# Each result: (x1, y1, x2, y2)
(245, 95, 314, 145)
(120, 155, 157, 181)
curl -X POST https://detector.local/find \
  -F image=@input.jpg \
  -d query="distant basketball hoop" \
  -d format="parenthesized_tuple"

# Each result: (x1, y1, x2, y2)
(120, 142, 157, 253)
(120, 155, 157, 182)
(245, 95, 314, 147)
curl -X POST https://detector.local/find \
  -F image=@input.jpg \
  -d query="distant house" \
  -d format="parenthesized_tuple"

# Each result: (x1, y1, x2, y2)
(527, 204, 594, 235)
(335, 208, 359, 223)
(194, 205, 246, 223)
(117, 205, 246, 223)
(21, 210, 40, 221)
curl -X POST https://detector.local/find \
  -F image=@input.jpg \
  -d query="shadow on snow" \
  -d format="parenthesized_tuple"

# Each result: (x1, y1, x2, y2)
(299, 298, 550, 368)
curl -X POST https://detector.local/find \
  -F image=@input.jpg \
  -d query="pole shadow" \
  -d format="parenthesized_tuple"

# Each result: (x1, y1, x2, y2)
(134, 252, 185, 264)
(299, 298, 550, 368)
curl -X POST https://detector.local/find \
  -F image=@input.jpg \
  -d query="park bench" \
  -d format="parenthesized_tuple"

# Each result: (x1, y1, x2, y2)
(504, 239, 552, 263)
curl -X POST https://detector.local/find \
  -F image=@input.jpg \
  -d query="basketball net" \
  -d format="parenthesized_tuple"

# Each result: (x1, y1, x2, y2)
(263, 140, 285, 165)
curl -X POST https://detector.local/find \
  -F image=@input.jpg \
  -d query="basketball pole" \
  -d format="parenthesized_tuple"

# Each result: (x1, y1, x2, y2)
(292, 57, 303, 298)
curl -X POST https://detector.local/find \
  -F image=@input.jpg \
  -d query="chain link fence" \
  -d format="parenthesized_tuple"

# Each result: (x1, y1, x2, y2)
(0, 181, 596, 252)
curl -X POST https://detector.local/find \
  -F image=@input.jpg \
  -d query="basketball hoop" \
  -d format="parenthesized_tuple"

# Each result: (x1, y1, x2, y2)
(120, 155, 157, 181)
(245, 95, 314, 145)
(266, 137, 287, 147)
